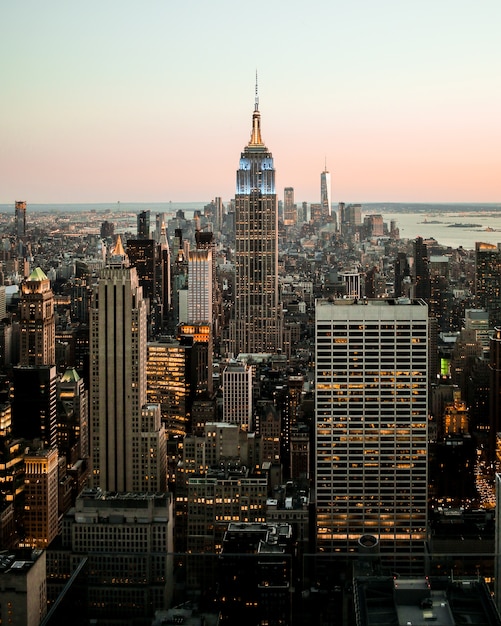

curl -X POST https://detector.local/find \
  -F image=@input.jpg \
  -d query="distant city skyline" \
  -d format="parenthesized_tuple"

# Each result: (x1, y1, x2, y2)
(1, 1, 500, 204)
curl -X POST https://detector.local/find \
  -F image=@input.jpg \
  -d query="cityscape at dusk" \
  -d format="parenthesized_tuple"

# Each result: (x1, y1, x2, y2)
(2, 2, 501, 626)
(2, 0, 500, 204)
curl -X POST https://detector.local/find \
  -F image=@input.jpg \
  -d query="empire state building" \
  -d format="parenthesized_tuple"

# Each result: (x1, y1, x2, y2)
(233, 85, 282, 355)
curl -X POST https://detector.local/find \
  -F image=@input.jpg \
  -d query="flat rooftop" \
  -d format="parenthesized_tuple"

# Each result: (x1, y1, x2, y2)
(354, 576, 501, 626)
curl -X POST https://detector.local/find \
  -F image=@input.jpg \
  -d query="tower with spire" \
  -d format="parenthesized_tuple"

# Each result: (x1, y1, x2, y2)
(233, 77, 282, 355)
(320, 159, 332, 220)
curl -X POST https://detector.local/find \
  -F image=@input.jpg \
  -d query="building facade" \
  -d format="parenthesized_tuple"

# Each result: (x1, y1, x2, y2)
(315, 298, 428, 567)
(476, 242, 501, 328)
(22, 447, 59, 549)
(283, 187, 296, 226)
(187, 248, 212, 325)
(89, 266, 149, 492)
(222, 362, 253, 430)
(0, 549, 47, 626)
(19, 268, 55, 367)
(55, 489, 174, 623)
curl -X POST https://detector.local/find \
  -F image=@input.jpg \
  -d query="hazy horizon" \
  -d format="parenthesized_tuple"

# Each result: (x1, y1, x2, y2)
(1, 1, 500, 204)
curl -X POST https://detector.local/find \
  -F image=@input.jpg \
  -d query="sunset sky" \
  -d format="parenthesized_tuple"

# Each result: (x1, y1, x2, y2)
(1, 0, 500, 205)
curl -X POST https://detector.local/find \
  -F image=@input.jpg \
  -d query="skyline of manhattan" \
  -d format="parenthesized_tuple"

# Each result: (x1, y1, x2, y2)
(1, 1, 500, 205)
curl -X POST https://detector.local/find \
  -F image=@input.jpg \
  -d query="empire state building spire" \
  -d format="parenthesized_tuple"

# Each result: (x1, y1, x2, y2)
(249, 72, 263, 146)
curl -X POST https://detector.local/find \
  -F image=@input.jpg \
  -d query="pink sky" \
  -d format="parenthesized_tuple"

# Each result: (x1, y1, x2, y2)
(1, 1, 500, 204)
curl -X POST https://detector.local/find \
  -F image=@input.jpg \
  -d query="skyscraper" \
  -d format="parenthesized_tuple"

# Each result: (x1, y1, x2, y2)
(14, 268, 57, 448)
(320, 165, 331, 219)
(222, 361, 253, 430)
(283, 187, 296, 226)
(315, 298, 428, 567)
(12, 366, 57, 448)
(14, 201, 26, 239)
(187, 248, 212, 325)
(22, 446, 59, 549)
(475, 242, 501, 328)
(126, 239, 156, 301)
(158, 221, 171, 327)
(233, 81, 282, 355)
(90, 265, 166, 492)
(19, 268, 55, 367)
(414, 236, 431, 301)
(137, 210, 151, 239)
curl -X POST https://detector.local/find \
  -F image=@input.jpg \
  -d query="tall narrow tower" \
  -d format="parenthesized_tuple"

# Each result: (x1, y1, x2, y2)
(320, 163, 331, 219)
(234, 79, 282, 355)
(19, 268, 55, 367)
(90, 266, 149, 492)
(188, 248, 212, 325)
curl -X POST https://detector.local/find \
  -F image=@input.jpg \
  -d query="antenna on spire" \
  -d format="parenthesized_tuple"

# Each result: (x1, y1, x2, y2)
(324, 156, 327, 172)
(255, 70, 259, 111)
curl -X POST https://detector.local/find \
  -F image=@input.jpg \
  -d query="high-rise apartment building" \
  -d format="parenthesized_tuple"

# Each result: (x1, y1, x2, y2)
(19, 268, 55, 367)
(233, 83, 282, 354)
(320, 166, 331, 219)
(90, 265, 160, 492)
(315, 298, 428, 567)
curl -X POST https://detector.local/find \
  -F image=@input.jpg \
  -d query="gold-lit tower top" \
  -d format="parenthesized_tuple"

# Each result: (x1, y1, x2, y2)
(249, 71, 263, 147)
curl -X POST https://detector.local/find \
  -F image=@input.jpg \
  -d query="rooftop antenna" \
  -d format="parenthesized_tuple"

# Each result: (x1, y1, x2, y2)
(255, 70, 259, 111)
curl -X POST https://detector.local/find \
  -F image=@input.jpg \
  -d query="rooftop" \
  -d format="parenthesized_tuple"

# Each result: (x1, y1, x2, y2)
(354, 576, 501, 626)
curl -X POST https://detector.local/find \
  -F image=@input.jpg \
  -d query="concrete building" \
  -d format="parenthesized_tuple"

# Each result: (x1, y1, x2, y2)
(0, 549, 46, 626)
(218, 522, 294, 626)
(55, 489, 174, 624)
(315, 298, 428, 570)
(90, 265, 166, 492)
(354, 576, 501, 626)
(22, 446, 59, 549)
(222, 361, 253, 430)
